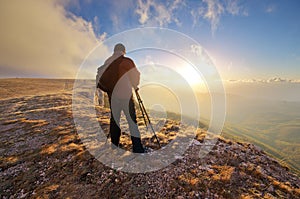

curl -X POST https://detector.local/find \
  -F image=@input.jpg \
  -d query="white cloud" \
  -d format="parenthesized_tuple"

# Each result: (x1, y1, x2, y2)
(136, 0, 152, 24)
(191, 44, 204, 56)
(168, 0, 184, 26)
(292, 79, 300, 83)
(111, 14, 121, 31)
(93, 16, 100, 34)
(242, 10, 249, 16)
(135, 0, 248, 33)
(226, 0, 241, 15)
(190, 44, 215, 67)
(135, 0, 184, 27)
(0, 0, 106, 78)
(191, 0, 247, 34)
(155, 4, 172, 26)
(266, 4, 276, 13)
(191, 7, 205, 27)
(227, 77, 300, 84)
(203, 0, 224, 34)
(267, 77, 290, 83)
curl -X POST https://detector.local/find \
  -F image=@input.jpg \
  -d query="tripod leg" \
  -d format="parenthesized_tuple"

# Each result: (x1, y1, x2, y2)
(138, 99, 148, 129)
(135, 90, 161, 148)
(142, 105, 161, 148)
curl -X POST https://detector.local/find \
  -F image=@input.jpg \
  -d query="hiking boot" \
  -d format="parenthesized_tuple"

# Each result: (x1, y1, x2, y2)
(132, 146, 145, 153)
(131, 136, 145, 153)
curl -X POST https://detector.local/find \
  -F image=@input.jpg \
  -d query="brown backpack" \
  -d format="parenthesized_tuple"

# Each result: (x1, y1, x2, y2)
(96, 56, 123, 93)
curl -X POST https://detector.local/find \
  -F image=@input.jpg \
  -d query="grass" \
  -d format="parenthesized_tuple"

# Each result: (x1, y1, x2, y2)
(1, 78, 299, 176)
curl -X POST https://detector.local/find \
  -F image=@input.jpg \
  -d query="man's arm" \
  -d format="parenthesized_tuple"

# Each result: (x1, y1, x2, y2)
(123, 58, 140, 90)
(129, 67, 140, 90)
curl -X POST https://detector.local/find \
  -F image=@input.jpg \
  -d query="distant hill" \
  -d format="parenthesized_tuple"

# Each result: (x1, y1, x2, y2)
(193, 91, 300, 175)
(0, 78, 74, 99)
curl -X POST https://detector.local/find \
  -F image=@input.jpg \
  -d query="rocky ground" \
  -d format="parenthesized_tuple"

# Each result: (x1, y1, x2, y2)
(0, 90, 300, 198)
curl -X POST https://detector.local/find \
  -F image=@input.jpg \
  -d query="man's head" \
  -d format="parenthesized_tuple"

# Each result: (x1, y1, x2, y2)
(114, 43, 126, 54)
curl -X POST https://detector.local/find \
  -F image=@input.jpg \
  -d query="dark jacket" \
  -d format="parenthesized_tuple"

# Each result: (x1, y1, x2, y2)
(101, 55, 140, 98)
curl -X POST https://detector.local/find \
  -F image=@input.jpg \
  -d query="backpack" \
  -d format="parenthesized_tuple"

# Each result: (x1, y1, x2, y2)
(96, 56, 123, 93)
(96, 64, 109, 92)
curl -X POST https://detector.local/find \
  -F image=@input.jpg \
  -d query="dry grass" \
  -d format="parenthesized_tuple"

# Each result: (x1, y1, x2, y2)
(0, 78, 74, 99)
(0, 78, 299, 198)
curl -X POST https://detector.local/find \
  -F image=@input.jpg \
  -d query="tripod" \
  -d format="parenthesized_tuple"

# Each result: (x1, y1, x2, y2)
(135, 89, 161, 148)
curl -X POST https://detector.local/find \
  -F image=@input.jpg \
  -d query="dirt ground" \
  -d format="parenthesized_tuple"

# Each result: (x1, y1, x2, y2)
(0, 78, 299, 198)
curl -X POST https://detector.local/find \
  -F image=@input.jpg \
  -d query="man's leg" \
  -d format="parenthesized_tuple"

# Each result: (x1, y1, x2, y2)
(109, 95, 121, 147)
(124, 97, 144, 153)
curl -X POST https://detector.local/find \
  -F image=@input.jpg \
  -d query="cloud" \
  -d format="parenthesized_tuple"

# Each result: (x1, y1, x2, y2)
(267, 77, 285, 83)
(155, 3, 172, 26)
(292, 79, 300, 83)
(191, 7, 205, 27)
(93, 16, 100, 34)
(0, 0, 106, 78)
(135, 0, 184, 27)
(227, 77, 300, 84)
(266, 4, 276, 13)
(203, 0, 224, 33)
(226, 0, 242, 15)
(136, 0, 152, 24)
(191, 0, 247, 34)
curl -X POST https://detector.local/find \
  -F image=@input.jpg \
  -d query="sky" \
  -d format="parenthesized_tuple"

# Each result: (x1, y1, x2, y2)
(0, 0, 299, 81)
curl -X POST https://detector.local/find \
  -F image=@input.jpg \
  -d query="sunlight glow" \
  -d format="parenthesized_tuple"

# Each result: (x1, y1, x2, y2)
(176, 62, 207, 92)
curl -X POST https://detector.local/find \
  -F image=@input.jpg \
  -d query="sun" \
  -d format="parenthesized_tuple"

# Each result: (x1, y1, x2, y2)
(177, 62, 206, 92)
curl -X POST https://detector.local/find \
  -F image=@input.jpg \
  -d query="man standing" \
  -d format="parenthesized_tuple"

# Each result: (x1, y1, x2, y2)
(98, 43, 145, 153)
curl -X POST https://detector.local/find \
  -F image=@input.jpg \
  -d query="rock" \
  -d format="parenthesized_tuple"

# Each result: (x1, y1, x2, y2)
(192, 139, 202, 146)
(267, 185, 274, 192)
